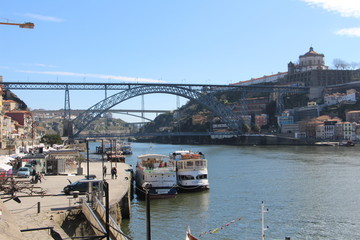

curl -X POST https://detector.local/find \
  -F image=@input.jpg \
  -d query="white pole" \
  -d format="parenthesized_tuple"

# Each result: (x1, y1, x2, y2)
(261, 201, 265, 240)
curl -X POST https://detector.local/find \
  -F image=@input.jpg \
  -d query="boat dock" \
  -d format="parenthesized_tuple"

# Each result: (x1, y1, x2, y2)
(0, 161, 133, 240)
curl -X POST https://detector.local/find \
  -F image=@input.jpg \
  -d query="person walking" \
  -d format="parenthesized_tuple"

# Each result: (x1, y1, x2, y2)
(103, 165, 107, 178)
(114, 167, 117, 179)
(111, 167, 117, 179)
(111, 167, 115, 179)
(36, 172, 41, 183)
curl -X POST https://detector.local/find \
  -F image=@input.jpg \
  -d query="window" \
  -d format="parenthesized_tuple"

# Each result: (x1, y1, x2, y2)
(196, 174, 208, 180)
(179, 175, 194, 180)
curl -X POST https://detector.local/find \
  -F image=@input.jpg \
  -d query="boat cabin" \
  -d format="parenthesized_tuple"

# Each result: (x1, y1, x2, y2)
(176, 159, 207, 170)
(107, 154, 126, 163)
(137, 154, 172, 170)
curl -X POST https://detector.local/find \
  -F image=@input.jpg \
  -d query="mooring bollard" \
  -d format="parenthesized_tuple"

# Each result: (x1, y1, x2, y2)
(73, 191, 79, 198)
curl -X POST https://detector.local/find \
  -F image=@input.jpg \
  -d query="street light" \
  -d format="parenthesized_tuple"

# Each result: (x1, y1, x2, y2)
(104, 181, 110, 240)
(86, 139, 90, 180)
(7, 137, 11, 156)
(142, 182, 152, 240)
(101, 139, 105, 180)
(85, 138, 96, 180)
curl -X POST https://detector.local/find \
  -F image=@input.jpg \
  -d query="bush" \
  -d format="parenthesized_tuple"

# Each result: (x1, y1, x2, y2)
(41, 134, 63, 146)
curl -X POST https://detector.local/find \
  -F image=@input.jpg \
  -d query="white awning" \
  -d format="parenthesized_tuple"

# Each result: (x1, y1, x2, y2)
(0, 163, 12, 171)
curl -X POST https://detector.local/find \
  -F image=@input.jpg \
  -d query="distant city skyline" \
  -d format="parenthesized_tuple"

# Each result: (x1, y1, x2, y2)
(1, 0, 359, 122)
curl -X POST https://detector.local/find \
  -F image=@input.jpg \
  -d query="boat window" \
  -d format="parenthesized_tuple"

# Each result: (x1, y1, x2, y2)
(195, 161, 200, 166)
(196, 174, 207, 179)
(177, 162, 183, 169)
(179, 175, 194, 180)
(186, 161, 193, 168)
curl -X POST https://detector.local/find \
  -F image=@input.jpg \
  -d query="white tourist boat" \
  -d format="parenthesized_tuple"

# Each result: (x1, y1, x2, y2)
(120, 142, 133, 155)
(170, 150, 210, 192)
(135, 153, 177, 198)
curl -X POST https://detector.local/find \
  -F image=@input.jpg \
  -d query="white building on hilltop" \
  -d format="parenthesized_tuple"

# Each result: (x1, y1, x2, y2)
(324, 89, 357, 106)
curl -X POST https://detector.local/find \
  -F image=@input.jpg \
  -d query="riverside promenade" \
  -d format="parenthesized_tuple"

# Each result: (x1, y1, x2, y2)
(0, 161, 132, 240)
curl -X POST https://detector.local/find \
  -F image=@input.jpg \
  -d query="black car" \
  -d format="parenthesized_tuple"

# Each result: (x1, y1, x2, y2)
(63, 176, 101, 195)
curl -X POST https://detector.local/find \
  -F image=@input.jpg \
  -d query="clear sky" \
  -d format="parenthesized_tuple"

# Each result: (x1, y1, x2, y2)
(1, 0, 360, 122)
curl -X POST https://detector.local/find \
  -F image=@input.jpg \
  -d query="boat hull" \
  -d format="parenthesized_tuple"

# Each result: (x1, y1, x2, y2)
(177, 184, 210, 193)
(135, 185, 177, 199)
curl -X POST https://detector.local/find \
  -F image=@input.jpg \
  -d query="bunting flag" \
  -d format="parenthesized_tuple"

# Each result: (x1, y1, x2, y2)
(198, 217, 243, 238)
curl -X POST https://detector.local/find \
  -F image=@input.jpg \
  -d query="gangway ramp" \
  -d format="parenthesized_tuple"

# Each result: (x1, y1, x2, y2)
(81, 197, 129, 240)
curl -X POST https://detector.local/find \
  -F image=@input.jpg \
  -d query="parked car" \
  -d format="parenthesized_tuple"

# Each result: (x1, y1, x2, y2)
(17, 167, 31, 178)
(63, 177, 101, 195)
(24, 164, 35, 175)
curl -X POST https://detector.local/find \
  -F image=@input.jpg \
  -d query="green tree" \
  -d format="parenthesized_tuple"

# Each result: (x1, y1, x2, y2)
(265, 101, 277, 126)
(242, 124, 251, 133)
(252, 124, 261, 133)
(41, 134, 63, 146)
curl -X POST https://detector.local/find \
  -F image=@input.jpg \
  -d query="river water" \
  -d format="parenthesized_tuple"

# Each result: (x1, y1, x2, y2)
(91, 142, 360, 240)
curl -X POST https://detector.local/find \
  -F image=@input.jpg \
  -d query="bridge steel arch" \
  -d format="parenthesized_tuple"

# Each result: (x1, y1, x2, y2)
(71, 85, 244, 138)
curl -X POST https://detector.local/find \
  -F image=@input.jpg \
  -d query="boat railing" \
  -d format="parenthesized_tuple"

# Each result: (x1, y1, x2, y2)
(144, 167, 176, 173)
(182, 165, 207, 170)
(171, 153, 205, 160)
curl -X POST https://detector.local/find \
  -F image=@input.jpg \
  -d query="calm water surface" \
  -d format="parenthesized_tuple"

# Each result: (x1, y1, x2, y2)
(94, 142, 360, 240)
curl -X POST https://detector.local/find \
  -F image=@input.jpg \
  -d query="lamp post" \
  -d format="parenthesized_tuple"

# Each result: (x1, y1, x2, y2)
(104, 181, 110, 240)
(85, 138, 96, 179)
(142, 182, 152, 240)
(7, 136, 11, 156)
(101, 139, 105, 181)
(86, 139, 90, 180)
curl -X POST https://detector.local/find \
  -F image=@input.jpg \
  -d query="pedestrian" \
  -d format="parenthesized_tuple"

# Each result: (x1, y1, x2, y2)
(111, 167, 115, 179)
(31, 167, 36, 182)
(35, 172, 45, 183)
(103, 165, 107, 178)
(111, 167, 117, 179)
(35, 172, 40, 183)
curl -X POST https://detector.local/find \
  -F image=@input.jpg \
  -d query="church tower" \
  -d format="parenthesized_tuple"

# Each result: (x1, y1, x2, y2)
(298, 47, 328, 72)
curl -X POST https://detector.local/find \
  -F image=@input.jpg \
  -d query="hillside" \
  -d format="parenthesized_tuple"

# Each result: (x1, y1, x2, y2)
(139, 91, 357, 135)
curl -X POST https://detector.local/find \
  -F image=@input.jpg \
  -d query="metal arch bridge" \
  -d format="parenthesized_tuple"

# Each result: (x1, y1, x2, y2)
(71, 84, 246, 138)
(2, 82, 309, 138)
(32, 109, 171, 122)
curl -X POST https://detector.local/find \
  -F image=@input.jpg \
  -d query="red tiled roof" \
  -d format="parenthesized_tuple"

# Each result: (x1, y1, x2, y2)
(230, 71, 287, 85)
(301, 47, 324, 57)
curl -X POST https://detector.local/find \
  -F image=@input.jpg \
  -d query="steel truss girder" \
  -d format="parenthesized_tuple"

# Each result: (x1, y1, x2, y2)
(2, 82, 309, 94)
(71, 85, 245, 138)
(64, 86, 70, 120)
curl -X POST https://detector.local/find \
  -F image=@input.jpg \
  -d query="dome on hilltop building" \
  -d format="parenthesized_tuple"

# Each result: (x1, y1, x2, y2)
(302, 47, 324, 57)
(298, 47, 327, 71)
(287, 47, 328, 73)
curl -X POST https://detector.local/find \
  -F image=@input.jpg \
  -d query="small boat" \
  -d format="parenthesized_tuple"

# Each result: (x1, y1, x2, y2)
(169, 150, 210, 192)
(314, 141, 339, 146)
(185, 226, 199, 240)
(120, 142, 133, 155)
(107, 153, 126, 162)
(135, 154, 177, 199)
(339, 140, 355, 147)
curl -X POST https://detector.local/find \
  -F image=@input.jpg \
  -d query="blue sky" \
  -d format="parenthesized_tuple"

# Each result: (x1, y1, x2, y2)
(1, 0, 360, 122)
